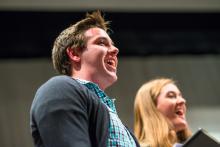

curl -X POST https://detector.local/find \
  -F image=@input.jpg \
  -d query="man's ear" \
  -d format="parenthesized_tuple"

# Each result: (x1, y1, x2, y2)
(66, 47, 81, 62)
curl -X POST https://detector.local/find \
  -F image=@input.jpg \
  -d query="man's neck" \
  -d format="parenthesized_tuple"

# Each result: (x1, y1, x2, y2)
(72, 75, 108, 90)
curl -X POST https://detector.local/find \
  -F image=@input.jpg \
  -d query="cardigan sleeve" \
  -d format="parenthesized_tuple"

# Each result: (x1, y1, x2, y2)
(31, 76, 92, 147)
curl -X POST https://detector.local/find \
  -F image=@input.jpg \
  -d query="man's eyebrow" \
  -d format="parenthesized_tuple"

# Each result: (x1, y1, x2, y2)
(98, 37, 115, 45)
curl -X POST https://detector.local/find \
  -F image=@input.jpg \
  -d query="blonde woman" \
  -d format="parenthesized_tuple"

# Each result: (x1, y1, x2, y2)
(134, 78, 192, 147)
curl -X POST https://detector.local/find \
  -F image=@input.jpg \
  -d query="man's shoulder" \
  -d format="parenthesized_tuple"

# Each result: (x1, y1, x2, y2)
(41, 75, 80, 89)
(48, 75, 77, 84)
(34, 75, 85, 98)
(32, 75, 90, 109)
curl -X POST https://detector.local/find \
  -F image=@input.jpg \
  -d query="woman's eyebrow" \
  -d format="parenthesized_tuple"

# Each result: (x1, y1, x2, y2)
(166, 91, 176, 95)
(167, 91, 182, 96)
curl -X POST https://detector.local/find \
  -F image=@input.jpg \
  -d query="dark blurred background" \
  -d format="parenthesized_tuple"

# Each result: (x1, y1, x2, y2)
(1, 11, 220, 58)
(0, 0, 220, 146)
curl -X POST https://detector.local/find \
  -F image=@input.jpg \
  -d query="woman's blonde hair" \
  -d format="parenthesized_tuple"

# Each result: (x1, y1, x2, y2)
(134, 78, 191, 147)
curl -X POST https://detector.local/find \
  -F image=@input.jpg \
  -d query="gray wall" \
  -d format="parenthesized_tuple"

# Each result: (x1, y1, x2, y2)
(1, 0, 220, 12)
(0, 55, 220, 147)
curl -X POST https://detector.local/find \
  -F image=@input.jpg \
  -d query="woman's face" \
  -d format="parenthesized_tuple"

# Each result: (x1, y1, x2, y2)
(156, 83, 188, 132)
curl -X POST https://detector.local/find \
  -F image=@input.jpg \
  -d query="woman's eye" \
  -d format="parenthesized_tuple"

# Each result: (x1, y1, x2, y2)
(167, 92, 177, 99)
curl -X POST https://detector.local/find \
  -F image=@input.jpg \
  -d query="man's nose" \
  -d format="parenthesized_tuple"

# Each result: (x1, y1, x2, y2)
(108, 46, 119, 56)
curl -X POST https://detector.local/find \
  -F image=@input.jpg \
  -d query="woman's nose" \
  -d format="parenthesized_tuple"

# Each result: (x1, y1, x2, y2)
(177, 97, 186, 105)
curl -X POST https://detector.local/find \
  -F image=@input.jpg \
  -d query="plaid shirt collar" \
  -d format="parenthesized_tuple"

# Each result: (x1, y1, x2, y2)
(75, 78, 117, 113)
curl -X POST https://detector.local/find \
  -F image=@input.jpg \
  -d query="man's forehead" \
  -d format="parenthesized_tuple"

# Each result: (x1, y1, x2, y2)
(85, 27, 112, 42)
(85, 27, 107, 37)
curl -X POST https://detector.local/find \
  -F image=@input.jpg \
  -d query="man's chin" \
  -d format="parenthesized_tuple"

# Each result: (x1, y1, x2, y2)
(112, 76, 118, 83)
(110, 74, 118, 83)
(107, 73, 117, 85)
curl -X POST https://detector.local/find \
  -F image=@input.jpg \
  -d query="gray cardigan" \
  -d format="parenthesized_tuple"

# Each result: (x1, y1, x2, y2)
(30, 75, 140, 147)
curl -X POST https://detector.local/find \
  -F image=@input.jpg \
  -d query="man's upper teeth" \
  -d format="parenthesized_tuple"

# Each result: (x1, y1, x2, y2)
(108, 60, 113, 63)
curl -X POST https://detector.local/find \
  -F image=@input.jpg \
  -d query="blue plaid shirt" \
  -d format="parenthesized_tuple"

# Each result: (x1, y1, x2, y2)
(76, 79, 137, 147)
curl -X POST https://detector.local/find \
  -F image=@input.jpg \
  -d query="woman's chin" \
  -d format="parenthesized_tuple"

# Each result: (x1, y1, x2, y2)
(174, 121, 188, 132)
